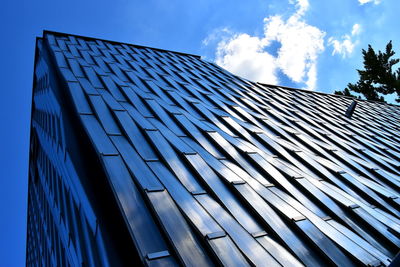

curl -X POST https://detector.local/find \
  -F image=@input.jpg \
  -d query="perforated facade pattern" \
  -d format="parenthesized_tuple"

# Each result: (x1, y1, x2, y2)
(27, 31, 400, 266)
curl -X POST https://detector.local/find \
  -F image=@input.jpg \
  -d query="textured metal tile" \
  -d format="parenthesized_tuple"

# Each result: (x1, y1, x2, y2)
(27, 31, 400, 267)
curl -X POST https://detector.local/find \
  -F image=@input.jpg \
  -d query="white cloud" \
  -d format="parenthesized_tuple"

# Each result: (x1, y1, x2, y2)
(209, 0, 325, 90)
(290, 0, 309, 16)
(216, 34, 278, 84)
(328, 37, 355, 58)
(351, 23, 361, 35)
(202, 27, 232, 46)
(264, 14, 325, 86)
(358, 0, 381, 5)
(328, 23, 361, 58)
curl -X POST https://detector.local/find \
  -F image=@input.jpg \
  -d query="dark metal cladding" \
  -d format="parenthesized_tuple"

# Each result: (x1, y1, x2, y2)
(27, 30, 400, 266)
(345, 100, 357, 118)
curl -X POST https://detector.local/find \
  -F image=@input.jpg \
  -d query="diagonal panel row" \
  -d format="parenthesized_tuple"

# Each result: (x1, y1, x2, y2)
(42, 31, 400, 266)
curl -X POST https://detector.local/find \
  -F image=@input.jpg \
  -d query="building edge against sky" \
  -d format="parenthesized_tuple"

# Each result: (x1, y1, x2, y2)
(27, 30, 400, 266)
(27, 33, 136, 266)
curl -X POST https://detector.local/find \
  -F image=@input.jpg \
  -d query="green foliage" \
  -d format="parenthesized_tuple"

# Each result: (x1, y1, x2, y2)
(334, 88, 358, 98)
(335, 41, 400, 102)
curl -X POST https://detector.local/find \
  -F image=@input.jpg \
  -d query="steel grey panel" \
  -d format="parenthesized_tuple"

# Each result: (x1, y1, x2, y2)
(206, 235, 250, 267)
(101, 155, 174, 263)
(113, 111, 158, 161)
(147, 161, 223, 236)
(295, 219, 357, 266)
(233, 183, 322, 266)
(88, 95, 121, 135)
(195, 194, 284, 267)
(146, 190, 213, 266)
(145, 130, 204, 193)
(80, 114, 119, 156)
(184, 153, 264, 234)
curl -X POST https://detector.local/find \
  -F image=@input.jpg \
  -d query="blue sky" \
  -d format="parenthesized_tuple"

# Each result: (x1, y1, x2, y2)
(0, 0, 399, 265)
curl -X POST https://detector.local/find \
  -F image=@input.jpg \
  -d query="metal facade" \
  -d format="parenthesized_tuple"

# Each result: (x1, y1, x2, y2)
(27, 31, 400, 266)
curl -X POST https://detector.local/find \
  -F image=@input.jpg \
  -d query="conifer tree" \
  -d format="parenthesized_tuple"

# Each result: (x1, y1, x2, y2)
(335, 41, 400, 102)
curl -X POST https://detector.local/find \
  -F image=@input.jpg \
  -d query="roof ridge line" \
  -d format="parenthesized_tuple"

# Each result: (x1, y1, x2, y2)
(42, 30, 202, 59)
(257, 82, 400, 107)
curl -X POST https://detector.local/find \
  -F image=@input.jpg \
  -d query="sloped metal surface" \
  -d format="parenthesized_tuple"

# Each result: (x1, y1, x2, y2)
(28, 30, 400, 266)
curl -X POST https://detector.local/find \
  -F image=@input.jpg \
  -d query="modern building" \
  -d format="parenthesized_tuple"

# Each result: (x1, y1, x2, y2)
(27, 31, 400, 266)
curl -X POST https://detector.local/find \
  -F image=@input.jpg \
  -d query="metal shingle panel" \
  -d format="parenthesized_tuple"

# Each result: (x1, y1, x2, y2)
(29, 31, 400, 266)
